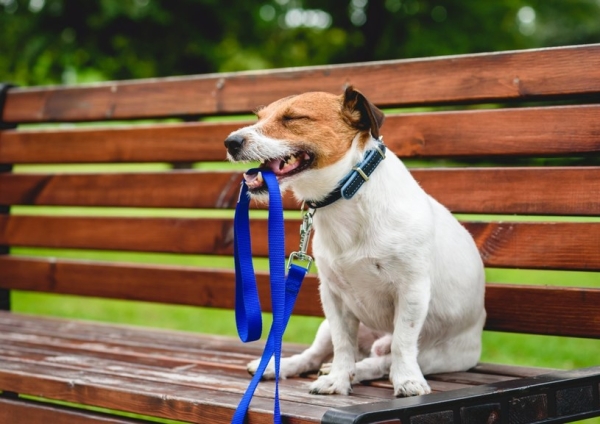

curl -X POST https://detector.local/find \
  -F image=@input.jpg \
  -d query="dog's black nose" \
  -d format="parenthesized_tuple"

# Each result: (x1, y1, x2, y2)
(224, 134, 245, 156)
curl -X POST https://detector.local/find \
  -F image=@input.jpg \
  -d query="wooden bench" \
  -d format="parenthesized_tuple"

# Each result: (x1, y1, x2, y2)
(1, 43, 599, 424)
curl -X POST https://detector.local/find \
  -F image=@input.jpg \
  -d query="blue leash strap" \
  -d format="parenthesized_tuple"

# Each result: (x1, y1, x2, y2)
(233, 181, 262, 343)
(232, 170, 310, 424)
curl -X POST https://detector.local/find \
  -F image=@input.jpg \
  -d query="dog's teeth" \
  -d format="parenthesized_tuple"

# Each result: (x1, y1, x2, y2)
(303, 153, 310, 161)
(287, 155, 298, 165)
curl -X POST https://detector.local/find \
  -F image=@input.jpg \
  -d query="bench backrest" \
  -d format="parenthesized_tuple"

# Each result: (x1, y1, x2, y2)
(1, 44, 599, 339)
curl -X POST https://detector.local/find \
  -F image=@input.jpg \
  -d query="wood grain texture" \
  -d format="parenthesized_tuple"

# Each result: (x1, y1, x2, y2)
(0, 256, 322, 315)
(0, 311, 573, 424)
(0, 121, 237, 164)
(1, 217, 599, 271)
(413, 167, 600, 216)
(2, 167, 599, 215)
(3, 105, 600, 164)
(385, 105, 600, 159)
(0, 397, 151, 424)
(485, 284, 600, 338)
(4, 44, 600, 123)
(1, 257, 600, 338)
(464, 222, 600, 271)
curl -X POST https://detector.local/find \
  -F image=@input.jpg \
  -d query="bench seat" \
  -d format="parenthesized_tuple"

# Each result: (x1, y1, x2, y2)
(3, 311, 582, 424)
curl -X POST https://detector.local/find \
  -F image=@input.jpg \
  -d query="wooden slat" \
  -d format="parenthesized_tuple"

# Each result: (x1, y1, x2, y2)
(4, 44, 600, 123)
(387, 104, 600, 158)
(0, 122, 236, 164)
(3, 105, 600, 164)
(2, 167, 599, 215)
(485, 284, 600, 338)
(2, 257, 600, 338)
(1, 218, 598, 271)
(0, 171, 246, 210)
(0, 397, 151, 424)
(414, 167, 600, 216)
(0, 215, 299, 256)
(0, 256, 322, 316)
(0, 217, 599, 270)
(0, 359, 326, 423)
(464, 221, 600, 271)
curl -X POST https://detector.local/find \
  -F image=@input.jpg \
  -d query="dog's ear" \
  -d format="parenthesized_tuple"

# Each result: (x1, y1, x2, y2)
(342, 86, 385, 139)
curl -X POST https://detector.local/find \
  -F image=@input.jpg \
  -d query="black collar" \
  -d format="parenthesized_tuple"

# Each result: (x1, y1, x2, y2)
(306, 140, 386, 209)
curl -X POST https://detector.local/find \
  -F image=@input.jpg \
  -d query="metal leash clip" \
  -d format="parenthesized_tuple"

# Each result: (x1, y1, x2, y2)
(286, 205, 315, 272)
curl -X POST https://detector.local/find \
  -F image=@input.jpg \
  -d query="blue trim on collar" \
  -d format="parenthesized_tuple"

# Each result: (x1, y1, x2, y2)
(307, 139, 386, 209)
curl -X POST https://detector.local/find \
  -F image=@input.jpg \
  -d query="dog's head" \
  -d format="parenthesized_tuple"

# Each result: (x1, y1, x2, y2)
(224, 86, 384, 203)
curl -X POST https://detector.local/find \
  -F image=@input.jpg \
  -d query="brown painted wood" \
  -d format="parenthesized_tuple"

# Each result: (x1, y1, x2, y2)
(4, 44, 600, 123)
(0, 215, 299, 256)
(2, 257, 600, 338)
(0, 397, 151, 424)
(386, 105, 600, 159)
(3, 104, 600, 164)
(413, 167, 600, 216)
(0, 360, 327, 423)
(1, 217, 598, 271)
(0, 256, 323, 316)
(0, 122, 238, 164)
(464, 221, 600, 271)
(0, 171, 247, 210)
(0, 311, 570, 424)
(2, 167, 599, 215)
(485, 284, 600, 338)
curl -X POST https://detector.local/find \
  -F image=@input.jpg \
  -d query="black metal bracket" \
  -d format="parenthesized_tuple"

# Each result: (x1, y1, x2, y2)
(0, 83, 16, 312)
(0, 83, 17, 130)
(322, 366, 600, 424)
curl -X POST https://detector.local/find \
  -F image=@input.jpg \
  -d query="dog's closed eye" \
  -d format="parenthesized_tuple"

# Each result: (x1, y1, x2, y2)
(282, 114, 312, 122)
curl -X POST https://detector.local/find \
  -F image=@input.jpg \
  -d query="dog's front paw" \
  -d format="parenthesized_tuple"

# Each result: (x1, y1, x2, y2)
(393, 378, 431, 397)
(247, 357, 276, 380)
(309, 373, 353, 395)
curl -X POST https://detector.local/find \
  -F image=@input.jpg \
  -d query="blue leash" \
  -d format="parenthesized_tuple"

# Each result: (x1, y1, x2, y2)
(232, 170, 312, 424)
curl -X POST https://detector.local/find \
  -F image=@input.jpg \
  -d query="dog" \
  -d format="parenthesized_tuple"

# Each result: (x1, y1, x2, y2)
(224, 86, 486, 397)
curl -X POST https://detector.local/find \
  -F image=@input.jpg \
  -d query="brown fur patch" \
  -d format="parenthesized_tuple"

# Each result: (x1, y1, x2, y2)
(255, 92, 365, 169)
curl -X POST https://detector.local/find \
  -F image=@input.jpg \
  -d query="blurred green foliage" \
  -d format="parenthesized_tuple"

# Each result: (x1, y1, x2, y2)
(1, 0, 600, 86)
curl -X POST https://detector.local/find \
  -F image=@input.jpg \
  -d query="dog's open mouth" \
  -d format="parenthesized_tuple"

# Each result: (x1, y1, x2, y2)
(244, 151, 314, 191)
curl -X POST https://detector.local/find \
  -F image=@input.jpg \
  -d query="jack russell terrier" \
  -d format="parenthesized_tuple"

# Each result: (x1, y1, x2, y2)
(224, 86, 486, 397)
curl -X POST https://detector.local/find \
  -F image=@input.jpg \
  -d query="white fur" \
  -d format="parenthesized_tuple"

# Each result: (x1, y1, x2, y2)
(231, 104, 486, 398)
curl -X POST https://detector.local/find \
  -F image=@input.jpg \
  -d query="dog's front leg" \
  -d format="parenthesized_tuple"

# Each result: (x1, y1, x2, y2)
(309, 283, 358, 395)
(390, 277, 432, 397)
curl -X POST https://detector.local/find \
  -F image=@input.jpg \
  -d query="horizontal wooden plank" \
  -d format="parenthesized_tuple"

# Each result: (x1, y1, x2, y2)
(1, 167, 599, 215)
(0, 256, 322, 316)
(485, 284, 600, 338)
(1, 257, 600, 338)
(387, 104, 600, 158)
(414, 167, 600, 216)
(0, 357, 326, 423)
(0, 171, 247, 210)
(3, 105, 600, 164)
(0, 397, 151, 424)
(0, 122, 235, 164)
(0, 215, 281, 255)
(465, 221, 600, 271)
(1, 218, 598, 271)
(4, 44, 600, 123)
